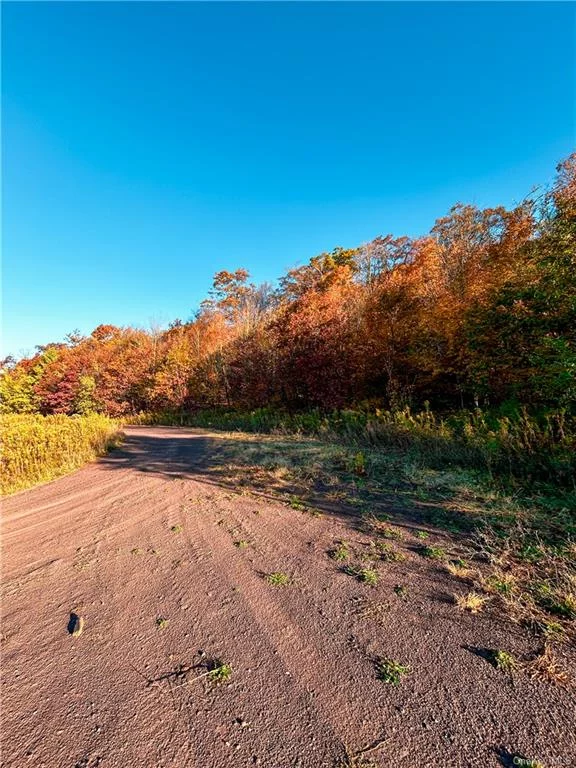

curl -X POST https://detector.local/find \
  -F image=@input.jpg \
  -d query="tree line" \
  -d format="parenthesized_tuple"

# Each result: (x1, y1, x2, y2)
(2, 154, 574, 418)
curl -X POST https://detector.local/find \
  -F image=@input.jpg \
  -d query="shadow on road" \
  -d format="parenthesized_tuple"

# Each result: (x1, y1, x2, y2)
(100, 426, 341, 511)
(101, 427, 218, 478)
(99, 426, 470, 540)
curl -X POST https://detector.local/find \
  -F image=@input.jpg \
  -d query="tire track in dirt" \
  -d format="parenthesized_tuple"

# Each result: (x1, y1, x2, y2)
(2, 426, 576, 768)
(185, 491, 402, 760)
(151, 489, 343, 767)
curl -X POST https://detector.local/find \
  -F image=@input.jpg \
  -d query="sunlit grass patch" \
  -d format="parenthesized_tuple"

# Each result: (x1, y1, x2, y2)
(1, 413, 122, 495)
(207, 660, 233, 685)
(378, 524, 404, 540)
(491, 649, 518, 673)
(375, 657, 410, 685)
(345, 565, 379, 587)
(454, 591, 489, 613)
(140, 419, 576, 633)
(420, 545, 447, 561)
(445, 561, 474, 580)
(527, 645, 571, 688)
(373, 541, 406, 563)
(483, 571, 518, 596)
(265, 572, 291, 587)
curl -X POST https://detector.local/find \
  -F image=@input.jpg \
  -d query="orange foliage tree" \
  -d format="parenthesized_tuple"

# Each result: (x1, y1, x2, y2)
(2, 153, 574, 416)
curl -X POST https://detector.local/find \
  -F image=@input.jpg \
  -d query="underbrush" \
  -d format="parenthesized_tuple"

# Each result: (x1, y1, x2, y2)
(129, 405, 576, 488)
(1, 413, 122, 495)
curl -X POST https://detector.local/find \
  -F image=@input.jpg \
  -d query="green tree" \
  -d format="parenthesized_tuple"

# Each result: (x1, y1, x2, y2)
(73, 375, 98, 415)
(0, 367, 36, 413)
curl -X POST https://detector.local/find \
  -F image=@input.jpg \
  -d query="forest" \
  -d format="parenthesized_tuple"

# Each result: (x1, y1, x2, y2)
(2, 153, 575, 486)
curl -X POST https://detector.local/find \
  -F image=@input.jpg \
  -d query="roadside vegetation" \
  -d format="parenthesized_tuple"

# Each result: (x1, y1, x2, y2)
(181, 428, 575, 640)
(131, 405, 576, 491)
(0, 413, 121, 495)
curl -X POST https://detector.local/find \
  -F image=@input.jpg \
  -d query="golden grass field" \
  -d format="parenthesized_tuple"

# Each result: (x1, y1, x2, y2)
(1, 413, 122, 495)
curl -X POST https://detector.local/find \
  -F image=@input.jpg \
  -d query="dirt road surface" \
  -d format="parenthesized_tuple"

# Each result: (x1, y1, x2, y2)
(2, 427, 575, 768)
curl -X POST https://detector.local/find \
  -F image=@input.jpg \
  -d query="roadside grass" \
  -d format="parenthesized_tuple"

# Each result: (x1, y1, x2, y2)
(373, 541, 406, 563)
(132, 406, 576, 492)
(482, 571, 518, 596)
(420, 545, 447, 561)
(479, 645, 571, 689)
(138, 655, 233, 692)
(445, 561, 473, 580)
(329, 540, 350, 561)
(1, 413, 122, 495)
(527, 645, 571, 688)
(206, 660, 233, 685)
(181, 428, 575, 637)
(358, 567, 379, 587)
(288, 495, 322, 517)
(379, 524, 404, 540)
(491, 649, 518, 672)
(375, 657, 410, 685)
(470, 529, 576, 636)
(265, 572, 291, 587)
(454, 591, 489, 614)
(344, 565, 379, 587)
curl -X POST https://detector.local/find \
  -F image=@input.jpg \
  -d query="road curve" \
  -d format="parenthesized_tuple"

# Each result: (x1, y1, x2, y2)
(2, 426, 575, 767)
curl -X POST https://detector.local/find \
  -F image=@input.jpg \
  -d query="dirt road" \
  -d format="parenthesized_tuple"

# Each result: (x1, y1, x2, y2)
(2, 427, 575, 768)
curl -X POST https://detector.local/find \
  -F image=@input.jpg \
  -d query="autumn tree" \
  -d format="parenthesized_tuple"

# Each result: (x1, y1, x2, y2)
(3, 153, 573, 418)
(464, 154, 576, 406)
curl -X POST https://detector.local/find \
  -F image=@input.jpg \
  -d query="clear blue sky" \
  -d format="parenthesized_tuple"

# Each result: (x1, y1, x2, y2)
(3, 1, 574, 358)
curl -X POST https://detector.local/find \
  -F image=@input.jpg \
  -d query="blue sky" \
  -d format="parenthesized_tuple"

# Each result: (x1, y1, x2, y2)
(3, 1, 574, 358)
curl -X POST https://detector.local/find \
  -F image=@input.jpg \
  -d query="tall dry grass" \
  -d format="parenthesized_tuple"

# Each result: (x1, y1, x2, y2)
(1, 414, 122, 495)
(127, 406, 576, 487)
